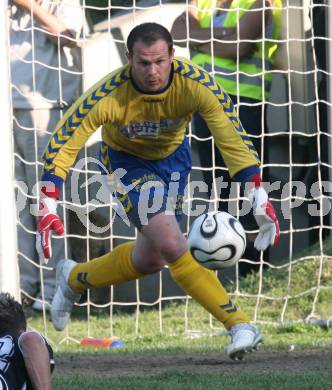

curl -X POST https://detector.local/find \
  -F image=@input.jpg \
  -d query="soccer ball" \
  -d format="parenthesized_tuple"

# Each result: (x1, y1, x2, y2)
(188, 211, 246, 269)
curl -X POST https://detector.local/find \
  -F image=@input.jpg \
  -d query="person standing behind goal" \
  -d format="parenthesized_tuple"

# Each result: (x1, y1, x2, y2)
(9, 0, 84, 311)
(36, 22, 279, 360)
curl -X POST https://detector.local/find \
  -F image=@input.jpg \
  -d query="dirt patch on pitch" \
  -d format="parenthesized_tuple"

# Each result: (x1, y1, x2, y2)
(57, 349, 332, 377)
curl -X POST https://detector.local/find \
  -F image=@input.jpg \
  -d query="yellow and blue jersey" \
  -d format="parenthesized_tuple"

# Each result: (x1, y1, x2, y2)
(42, 57, 260, 187)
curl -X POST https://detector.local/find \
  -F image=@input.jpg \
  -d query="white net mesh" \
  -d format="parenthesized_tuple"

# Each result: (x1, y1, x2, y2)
(6, 0, 332, 344)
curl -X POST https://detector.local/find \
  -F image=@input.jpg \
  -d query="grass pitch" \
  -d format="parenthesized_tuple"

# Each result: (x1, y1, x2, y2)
(26, 241, 332, 389)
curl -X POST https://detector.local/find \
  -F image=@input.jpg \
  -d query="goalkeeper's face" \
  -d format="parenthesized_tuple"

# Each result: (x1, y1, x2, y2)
(128, 39, 174, 92)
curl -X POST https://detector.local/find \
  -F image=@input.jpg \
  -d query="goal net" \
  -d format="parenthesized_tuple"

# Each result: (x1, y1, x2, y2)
(5, 0, 332, 344)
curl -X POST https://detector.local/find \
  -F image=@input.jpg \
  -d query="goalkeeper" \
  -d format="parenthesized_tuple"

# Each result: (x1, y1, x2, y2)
(37, 22, 279, 360)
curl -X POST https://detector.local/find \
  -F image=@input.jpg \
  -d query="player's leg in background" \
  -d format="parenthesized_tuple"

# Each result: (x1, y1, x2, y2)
(15, 107, 70, 309)
(236, 96, 267, 274)
(14, 109, 39, 299)
(35, 108, 72, 308)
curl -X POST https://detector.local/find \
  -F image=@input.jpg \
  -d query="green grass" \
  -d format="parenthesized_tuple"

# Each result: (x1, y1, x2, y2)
(49, 323, 332, 389)
(28, 312, 332, 353)
(26, 239, 332, 388)
(53, 372, 332, 390)
(27, 250, 332, 351)
(30, 311, 332, 389)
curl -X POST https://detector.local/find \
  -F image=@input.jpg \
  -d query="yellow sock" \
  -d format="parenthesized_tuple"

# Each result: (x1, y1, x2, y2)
(69, 242, 143, 293)
(168, 250, 249, 330)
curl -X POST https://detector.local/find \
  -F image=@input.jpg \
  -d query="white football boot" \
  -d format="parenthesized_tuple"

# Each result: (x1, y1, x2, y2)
(51, 259, 81, 331)
(227, 323, 263, 361)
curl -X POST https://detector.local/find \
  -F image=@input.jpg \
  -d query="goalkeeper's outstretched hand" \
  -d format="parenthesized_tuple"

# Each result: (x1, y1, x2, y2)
(36, 195, 64, 263)
(247, 176, 280, 251)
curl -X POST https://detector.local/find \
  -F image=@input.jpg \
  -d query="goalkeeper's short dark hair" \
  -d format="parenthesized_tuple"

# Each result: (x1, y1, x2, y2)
(127, 22, 173, 55)
(0, 292, 27, 335)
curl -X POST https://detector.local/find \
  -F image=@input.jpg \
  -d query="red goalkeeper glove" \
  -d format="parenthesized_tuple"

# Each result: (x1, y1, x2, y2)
(247, 174, 280, 251)
(36, 186, 64, 262)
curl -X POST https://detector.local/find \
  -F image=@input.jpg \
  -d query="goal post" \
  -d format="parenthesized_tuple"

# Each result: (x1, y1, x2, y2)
(328, 2, 332, 236)
(0, 0, 20, 300)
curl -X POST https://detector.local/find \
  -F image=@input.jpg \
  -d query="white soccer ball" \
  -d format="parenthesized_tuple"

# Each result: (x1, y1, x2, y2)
(188, 211, 246, 269)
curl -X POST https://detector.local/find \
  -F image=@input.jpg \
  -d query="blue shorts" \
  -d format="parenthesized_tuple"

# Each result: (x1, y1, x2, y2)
(100, 138, 192, 229)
